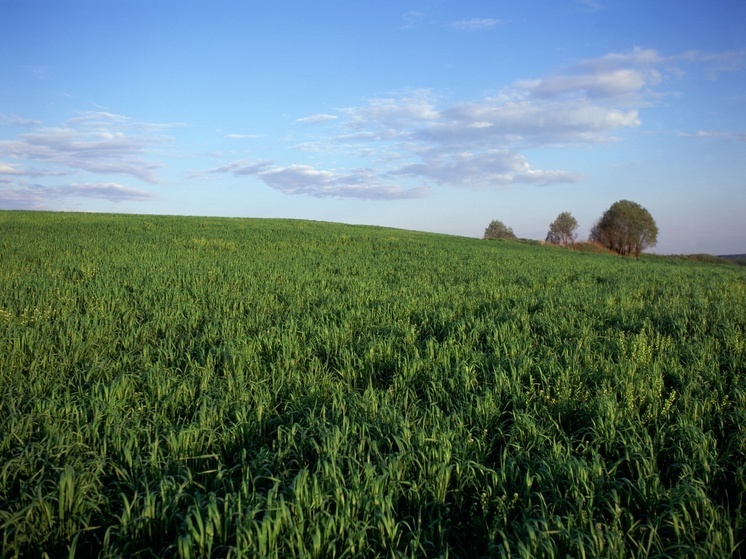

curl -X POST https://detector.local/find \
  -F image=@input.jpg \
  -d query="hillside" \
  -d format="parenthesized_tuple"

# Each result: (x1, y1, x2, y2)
(1, 211, 745, 558)
(720, 254, 746, 265)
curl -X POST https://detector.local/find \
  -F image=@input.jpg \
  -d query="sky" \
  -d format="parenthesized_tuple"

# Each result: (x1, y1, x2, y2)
(1, 0, 745, 254)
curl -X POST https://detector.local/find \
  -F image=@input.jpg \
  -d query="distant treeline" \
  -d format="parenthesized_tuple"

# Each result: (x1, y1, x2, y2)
(718, 254, 746, 266)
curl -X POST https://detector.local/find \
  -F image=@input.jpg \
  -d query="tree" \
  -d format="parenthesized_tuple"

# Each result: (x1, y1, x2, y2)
(546, 211, 579, 247)
(483, 220, 516, 240)
(545, 230, 561, 245)
(589, 200, 658, 257)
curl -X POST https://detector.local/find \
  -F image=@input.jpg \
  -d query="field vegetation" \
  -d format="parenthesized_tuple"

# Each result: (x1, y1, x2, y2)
(1, 211, 745, 558)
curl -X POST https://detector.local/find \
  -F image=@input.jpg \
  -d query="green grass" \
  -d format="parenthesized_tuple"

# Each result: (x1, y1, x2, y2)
(1, 210, 745, 558)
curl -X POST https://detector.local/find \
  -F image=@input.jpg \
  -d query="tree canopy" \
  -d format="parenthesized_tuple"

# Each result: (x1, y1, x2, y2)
(546, 211, 579, 247)
(483, 220, 516, 240)
(590, 200, 658, 257)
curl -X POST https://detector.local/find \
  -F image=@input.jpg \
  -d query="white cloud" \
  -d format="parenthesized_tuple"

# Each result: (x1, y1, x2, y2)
(258, 165, 429, 199)
(339, 63, 647, 152)
(0, 179, 152, 209)
(0, 112, 172, 183)
(675, 48, 746, 77)
(526, 69, 648, 99)
(224, 133, 260, 140)
(0, 163, 23, 175)
(0, 111, 177, 210)
(0, 181, 46, 209)
(65, 111, 131, 128)
(209, 159, 273, 175)
(393, 150, 582, 187)
(210, 160, 429, 200)
(681, 130, 746, 141)
(295, 114, 338, 124)
(591, 47, 664, 67)
(451, 18, 502, 30)
(1, 127, 162, 183)
(0, 114, 42, 127)
(520, 49, 664, 104)
(424, 99, 640, 145)
(206, 48, 721, 197)
(344, 91, 440, 130)
(317, 55, 656, 189)
(0, 160, 68, 178)
(65, 182, 153, 201)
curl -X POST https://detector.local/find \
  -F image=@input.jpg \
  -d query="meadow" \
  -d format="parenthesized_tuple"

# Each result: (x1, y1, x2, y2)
(0, 210, 744, 558)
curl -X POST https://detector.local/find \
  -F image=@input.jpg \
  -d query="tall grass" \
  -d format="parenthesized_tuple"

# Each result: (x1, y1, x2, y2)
(1, 211, 744, 557)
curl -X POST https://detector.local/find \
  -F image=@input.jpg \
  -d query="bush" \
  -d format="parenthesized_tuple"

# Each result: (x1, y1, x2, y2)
(483, 219, 516, 240)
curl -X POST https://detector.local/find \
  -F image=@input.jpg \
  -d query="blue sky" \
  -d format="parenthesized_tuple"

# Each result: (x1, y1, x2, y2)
(1, 0, 745, 254)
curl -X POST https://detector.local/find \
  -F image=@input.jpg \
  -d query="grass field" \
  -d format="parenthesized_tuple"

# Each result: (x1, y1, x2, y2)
(1, 210, 745, 558)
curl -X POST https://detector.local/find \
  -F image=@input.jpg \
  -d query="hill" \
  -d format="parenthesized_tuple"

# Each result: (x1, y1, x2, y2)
(1, 210, 745, 558)
(719, 254, 746, 265)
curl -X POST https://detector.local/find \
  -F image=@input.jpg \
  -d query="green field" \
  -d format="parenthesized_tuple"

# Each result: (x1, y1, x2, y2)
(1, 211, 745, 558)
